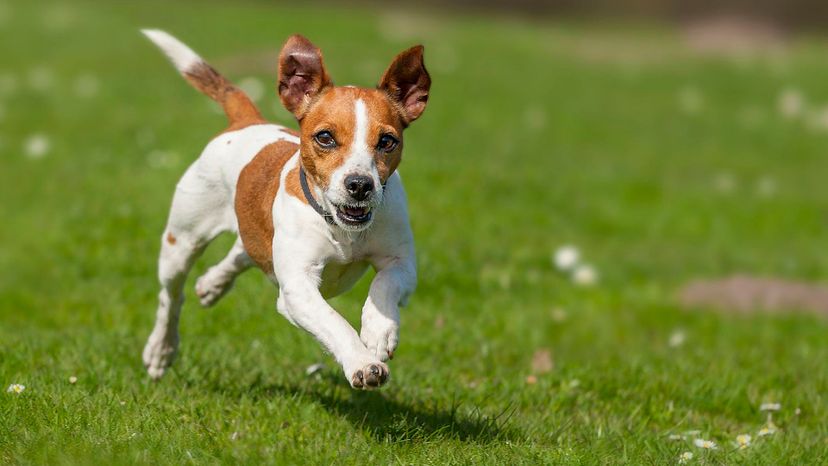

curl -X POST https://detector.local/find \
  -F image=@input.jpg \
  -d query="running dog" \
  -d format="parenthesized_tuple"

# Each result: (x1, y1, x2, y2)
(140, 30, 430, 389)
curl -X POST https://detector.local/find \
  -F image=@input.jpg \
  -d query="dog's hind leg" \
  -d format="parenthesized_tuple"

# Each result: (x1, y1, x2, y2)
(194, 238, 252, 307)
(143, 229, 204, 379)
(143, 167, 233, 379)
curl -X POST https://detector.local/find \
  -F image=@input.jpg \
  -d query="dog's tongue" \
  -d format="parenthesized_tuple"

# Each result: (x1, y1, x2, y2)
(344, 206, 366, 217)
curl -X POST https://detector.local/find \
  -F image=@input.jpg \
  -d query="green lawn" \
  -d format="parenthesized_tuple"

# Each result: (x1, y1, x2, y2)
(2, 0, 827, 463)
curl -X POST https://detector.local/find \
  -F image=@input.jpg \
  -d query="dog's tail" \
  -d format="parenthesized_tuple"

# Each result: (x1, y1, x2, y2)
(142, 29, 262, 127)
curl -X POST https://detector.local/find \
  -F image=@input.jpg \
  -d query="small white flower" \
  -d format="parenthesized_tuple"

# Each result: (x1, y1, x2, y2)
(778, 88, 804, 119)
(668, 329, 686, 348)
(238, 77, 265, 102)
(760, 402, 781, 412)
(668, 434, 685, 441)
(305, 363, 325, 376)
(735, 434, 751, 449)
(693, 438, 717, 449)
(24, 133, 50, 159)
(553, 245, 580, 271)
(6, 384, 25, 394)
(68, 376, 78, 384)
(757, 422, 778, 437)
(678, 451, 694, 464)
(572, 264, 597, 286)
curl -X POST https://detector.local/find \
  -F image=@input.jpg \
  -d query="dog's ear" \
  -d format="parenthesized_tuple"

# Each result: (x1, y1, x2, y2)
(378, 45, 431, 125)
(278, 35, 332, 119)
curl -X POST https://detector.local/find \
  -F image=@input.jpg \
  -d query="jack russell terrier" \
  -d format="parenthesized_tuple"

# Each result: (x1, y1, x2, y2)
(140, 30, 430, 389)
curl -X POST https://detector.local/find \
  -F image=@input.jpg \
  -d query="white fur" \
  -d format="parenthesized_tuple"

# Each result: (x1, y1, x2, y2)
(323, 99, 384, 231)
(143, 112, 415, 389)
(142, 124, 299, 378)
(142, 29, 202, 74)
(273, 164, 415, 382)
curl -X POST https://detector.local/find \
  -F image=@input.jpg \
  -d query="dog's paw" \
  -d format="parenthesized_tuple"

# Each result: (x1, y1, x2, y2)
(349, 362, 389, 390)
(360, 315, 398, 361)
(195, 269, 234, 307)
(142, 333, 178, 380)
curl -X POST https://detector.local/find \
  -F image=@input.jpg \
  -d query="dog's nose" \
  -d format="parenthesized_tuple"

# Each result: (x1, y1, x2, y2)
(344, 175, 374, 201)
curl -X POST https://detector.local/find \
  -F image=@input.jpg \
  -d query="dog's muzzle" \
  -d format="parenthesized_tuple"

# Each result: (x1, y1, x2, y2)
(335, 204, 373, 226)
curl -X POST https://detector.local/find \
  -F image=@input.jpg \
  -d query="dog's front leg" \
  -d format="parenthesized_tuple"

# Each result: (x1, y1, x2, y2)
(278, 266, 389, 389)
(360, 255, 417, 361)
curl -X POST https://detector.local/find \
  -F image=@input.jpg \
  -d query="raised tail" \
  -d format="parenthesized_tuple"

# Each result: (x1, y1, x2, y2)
(142, 29, 263, 127)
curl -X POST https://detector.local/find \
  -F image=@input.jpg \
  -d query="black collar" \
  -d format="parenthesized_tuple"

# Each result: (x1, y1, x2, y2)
(299, 166, 336, 225)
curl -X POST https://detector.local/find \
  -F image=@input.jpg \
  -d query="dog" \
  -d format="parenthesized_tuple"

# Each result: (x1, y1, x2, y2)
(140, 30, 430, 389)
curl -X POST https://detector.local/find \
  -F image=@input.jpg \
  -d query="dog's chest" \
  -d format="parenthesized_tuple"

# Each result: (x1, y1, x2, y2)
(319, 260, 370, 298)
(317, 234, 372, 298)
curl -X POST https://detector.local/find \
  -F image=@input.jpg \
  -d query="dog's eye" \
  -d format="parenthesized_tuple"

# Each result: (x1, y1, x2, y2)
(377, 134, 399, 152)
(314, 131, 336, 149)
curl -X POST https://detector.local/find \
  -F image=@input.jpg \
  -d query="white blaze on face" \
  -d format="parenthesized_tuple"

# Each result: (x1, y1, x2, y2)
(326, 98, 383, 208)
(352, 99, 370, 157)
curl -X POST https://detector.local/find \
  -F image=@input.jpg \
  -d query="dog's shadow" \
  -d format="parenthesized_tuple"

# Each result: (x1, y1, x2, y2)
(217, 371, 518, 444)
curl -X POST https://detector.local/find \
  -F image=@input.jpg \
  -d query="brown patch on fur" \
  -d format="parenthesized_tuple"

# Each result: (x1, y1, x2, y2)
(299, 87, 405, 189)
(284, 167, 308, 205)
(166, 232, 177, 245)
(679, 274, 828, 317)
(235, 140, 299, 272)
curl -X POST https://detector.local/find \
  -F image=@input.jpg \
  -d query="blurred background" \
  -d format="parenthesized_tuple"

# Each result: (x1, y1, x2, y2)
(1, 0, 827, 463)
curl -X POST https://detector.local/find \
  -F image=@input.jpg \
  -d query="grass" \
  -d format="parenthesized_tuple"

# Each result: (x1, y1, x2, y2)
(2, 0, 828, 463)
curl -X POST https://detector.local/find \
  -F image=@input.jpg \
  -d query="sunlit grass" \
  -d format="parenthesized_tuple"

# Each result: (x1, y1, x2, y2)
(1, 0, 827, 463)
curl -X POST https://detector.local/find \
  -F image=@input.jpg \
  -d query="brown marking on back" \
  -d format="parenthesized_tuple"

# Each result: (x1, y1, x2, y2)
(166, 232, 177, 245)
(235, 139, 299, 272)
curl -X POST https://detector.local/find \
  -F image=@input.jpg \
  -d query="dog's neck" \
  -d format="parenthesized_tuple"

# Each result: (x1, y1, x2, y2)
(299, 165, 335, 225)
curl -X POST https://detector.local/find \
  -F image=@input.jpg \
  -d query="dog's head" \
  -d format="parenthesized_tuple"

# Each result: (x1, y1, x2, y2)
(277, 35, 430, 231)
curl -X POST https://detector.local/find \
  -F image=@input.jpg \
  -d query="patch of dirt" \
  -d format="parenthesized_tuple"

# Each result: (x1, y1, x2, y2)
(531, 348, 554, 374)
(679, 275, 828, 317)
(682, 16, 788, 57)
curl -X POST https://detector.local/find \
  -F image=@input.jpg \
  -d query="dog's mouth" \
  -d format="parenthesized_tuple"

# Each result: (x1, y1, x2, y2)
(335, 205, 373, 226)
